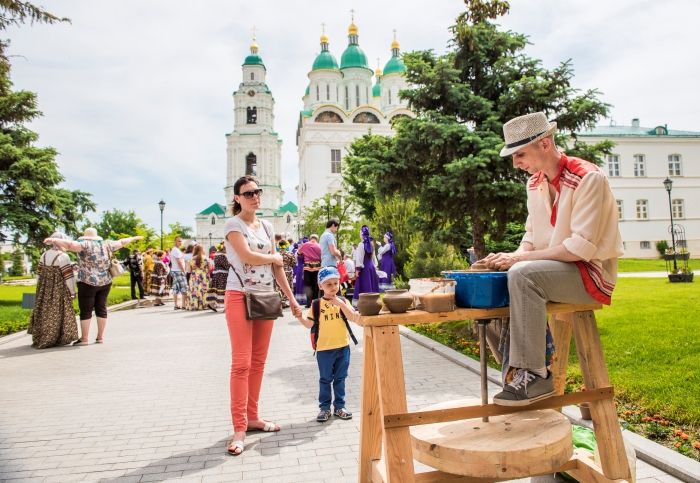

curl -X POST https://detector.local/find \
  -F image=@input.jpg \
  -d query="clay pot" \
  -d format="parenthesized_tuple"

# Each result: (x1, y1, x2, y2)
(579, 402, 592, 420)
(383, 289, 414, 314)
(357, 293, 382, 316)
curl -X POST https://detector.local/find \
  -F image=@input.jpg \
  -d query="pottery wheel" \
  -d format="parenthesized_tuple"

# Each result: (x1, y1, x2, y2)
(410, 398, 573, 479)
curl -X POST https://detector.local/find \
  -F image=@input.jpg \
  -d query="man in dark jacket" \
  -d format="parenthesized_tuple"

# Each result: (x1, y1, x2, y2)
(126, 248, 145, 300)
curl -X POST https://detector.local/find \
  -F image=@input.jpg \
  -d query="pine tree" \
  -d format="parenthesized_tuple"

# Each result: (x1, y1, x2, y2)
(9, 245, 23, 276)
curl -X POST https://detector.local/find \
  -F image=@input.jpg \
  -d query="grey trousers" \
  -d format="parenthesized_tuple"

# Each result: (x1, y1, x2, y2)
(504, 260, 595, 375)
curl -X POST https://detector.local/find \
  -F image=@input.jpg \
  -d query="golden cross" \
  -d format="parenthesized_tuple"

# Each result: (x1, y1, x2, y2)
(321, 22, 326, 34)
(251, 25, 258, 41)
(377, 57, 381, 68)
(392, 29, 397, 40)
(350, 9, 355, 22)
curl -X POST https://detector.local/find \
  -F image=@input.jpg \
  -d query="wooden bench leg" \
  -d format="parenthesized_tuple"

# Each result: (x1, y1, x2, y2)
(572, 311, 630, 480)
(550, 313, 574, 404)
(359, 327, 383, 483)
(374, 326, 416, 483)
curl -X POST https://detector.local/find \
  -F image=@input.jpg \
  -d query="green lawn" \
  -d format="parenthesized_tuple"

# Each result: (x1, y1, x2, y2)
(2, 275, 34, 280)
(618, 258, 699, 272)
(0, 284, 131, 336)
(112, 273, 131, 286)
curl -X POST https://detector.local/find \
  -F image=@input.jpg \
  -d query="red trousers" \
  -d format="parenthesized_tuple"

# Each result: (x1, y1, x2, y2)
(225, 291, 274, 432)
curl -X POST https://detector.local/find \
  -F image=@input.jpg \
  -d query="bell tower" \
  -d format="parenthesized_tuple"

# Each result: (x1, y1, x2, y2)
(224, 29, 283, 213)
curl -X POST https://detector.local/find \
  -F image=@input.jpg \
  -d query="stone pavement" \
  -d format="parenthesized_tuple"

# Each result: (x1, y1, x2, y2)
(0, 305, 683, 483)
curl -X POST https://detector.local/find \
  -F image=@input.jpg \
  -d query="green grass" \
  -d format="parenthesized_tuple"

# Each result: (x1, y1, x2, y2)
(0, 284, 132, 336)
(2, 275, 34, 280)
(618, 258, 700, 272)
(112, 273, 131, 286)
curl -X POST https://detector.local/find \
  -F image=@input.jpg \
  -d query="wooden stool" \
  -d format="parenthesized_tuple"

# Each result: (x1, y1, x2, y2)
(356, 303, 631, 483)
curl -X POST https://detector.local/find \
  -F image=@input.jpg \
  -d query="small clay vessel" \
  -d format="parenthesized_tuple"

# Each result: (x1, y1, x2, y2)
(383, 289, 414, 314)
(357, 293, 382, 316)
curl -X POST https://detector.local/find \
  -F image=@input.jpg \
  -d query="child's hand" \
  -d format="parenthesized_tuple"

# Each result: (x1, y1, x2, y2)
(325, 296, 342, 307)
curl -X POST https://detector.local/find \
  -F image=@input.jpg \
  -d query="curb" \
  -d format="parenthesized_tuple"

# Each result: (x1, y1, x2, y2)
(0, 297, 170, 346)
(398, 326, 700, 483)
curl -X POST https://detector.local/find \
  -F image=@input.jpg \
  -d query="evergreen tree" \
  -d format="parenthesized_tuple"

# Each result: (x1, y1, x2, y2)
(0, 3, 94, 248)
(9, 244, 23, 276)
(345, 0, 613, 259)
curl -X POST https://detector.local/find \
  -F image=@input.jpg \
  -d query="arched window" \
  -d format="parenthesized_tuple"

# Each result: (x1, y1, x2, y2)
(246, 153, 257, 176)
(250, 72, 254, 81)
(388, 88, 392, 105)
(316, 111, 343, 123)
(316, 85, 319, 101)
(345, 86, 349, 110)
(287, 214, 291, 223)
(356, 85, 360, 107)
(326, 84, 330, 101)
(353, 112, 380, 124)
(211, 216, 216, 225)
(246, 107, 257, 124)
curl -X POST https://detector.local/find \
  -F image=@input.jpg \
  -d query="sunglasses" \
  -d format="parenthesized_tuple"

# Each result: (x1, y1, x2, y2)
(240, 189, 263, 199)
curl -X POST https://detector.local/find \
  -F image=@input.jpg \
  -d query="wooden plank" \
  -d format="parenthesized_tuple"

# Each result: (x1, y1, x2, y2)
(566, 450, 632, 483)
(373, 326, 416, 483)
(572, 311, 630, 480)
(550, 313, 574, 410)
(359, 327, 383, 483)
(383, 387, 614, 429)
(355, 302, 602, 327)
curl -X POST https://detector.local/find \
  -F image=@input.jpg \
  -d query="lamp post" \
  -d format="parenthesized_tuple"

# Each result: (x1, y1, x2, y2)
(208, 232, 212, 250)
(300, 220, 305, 239)
(329, 198, 338, 221)
(663, 178, 677, 271)
(158, 199, 166, 250)
(318, 199, 327, 221)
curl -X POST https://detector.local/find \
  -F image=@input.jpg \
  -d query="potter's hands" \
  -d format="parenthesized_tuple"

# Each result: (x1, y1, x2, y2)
(483, 252, 519, 271)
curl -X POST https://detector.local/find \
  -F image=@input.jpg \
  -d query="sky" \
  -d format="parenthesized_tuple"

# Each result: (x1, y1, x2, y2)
(6, 0, 700, 231)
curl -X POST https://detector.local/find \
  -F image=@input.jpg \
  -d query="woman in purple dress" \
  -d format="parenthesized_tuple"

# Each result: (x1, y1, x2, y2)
(377, 232, 397, 292)
(293, 239, 307, 306)
(352, 225, 380, 307)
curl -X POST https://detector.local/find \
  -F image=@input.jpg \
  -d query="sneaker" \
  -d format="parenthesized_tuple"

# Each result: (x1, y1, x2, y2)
(333, 408, 352, 420)
(493, 369, 555, 407)
(316, 409, 331, 422)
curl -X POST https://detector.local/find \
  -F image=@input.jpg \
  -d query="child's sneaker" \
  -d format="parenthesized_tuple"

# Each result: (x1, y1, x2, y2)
(334, 408, 352, 420)
(317, 409, 331, 422)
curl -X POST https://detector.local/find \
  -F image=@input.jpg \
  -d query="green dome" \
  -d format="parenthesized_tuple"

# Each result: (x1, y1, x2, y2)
(243, 54, 264, 66)
(383, 56, 406, 75)
(304, 84, 310, 96)
(312, 51, 339, 71)
(372, 80, 381, 97)
(340, 44, 369, 69)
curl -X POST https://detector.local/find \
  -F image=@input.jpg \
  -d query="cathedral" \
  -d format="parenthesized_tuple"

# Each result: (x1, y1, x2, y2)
(195, 36, 298, 250)
(297, 17, 414, 209)
(195, 16, 413, 248)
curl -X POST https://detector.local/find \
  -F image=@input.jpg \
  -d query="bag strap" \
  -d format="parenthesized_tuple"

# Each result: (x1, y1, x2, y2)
(312, 298, 320, 325)
(336, 296, 358, 345)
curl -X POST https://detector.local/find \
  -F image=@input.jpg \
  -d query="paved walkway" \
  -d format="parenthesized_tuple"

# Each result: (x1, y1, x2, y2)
(0, 305, 682, 483)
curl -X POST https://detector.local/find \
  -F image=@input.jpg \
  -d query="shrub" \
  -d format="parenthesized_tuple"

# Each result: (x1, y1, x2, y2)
(405, 239, 469, 279)
(656, 240, 669, 258)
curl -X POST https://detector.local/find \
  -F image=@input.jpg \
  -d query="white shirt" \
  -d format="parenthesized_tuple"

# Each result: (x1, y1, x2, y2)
(224, 216, 275, 293)
(170, 247, 184, 272)
(343, 259, 355, 276)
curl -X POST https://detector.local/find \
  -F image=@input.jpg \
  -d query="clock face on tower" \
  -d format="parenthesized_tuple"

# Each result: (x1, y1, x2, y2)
(248, 90, 256, 97)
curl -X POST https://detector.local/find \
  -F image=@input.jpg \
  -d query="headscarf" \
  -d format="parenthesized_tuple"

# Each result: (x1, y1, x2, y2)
(385, 232, 396, 255)
(302, 237, 309, 243)
(361, 225, 374, 255)
(278, 239, 289, 250)
(48, 232, 69, 251)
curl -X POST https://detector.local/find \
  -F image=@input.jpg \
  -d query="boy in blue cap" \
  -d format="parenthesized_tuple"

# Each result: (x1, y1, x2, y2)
(296, 266, 358, 421)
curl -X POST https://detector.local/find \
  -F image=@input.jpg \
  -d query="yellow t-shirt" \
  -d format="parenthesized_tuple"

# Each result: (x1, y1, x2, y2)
(306, 297, 353, 351)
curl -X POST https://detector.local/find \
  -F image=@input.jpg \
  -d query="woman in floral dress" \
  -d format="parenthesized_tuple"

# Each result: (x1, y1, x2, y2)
(206, 244, 230, 312)
(186, 245, 210, 311)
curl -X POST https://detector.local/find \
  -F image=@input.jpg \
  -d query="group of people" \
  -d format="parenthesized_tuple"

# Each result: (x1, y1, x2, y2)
(25, 112, 624, 458)
(125, 239, 230, 312)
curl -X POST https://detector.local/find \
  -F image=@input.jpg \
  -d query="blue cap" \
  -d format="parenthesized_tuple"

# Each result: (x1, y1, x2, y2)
(318, 266, 340, 285)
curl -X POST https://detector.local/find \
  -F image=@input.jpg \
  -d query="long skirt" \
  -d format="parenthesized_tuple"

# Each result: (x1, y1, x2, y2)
(378, 253, 397, 292)
(144, 269, 152, 293)
(206, 271, 228, 309)
(28, 266, 78, 349)
(187, 269, 209, 311)
(293, 260, 306, 305)
(352, 263, 380, 307)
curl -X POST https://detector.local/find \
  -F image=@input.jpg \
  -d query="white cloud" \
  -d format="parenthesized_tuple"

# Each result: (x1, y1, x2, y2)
(6, 0, 699, 230)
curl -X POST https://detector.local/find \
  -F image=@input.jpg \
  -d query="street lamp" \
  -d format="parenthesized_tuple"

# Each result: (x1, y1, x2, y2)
(318, 199, 327, 220)
(158, 199, 166, 249)
(299, 220, 306, 239)
(208, 232, 212, 250)
(329, 198, 338, 221)
(663, 178, 677, 271)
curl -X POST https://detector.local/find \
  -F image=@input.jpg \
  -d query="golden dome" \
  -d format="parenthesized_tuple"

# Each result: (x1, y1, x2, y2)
(375, 67, 383, 76)
(391, 39, 399, 49)
(251, 41, 258, 50)
(320, 33, 329, 43)
(348, 22, 358, 35)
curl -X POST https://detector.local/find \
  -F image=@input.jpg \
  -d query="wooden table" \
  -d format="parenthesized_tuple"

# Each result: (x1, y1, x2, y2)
(355, 303, 632, 483)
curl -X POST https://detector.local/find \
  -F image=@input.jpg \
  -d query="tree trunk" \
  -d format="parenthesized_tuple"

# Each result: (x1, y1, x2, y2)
(472, 216, 486, 261)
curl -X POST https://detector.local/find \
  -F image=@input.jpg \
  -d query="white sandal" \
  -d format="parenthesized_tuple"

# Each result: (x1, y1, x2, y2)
(260, 420, 279, 432)
(227, 439, 244, 455)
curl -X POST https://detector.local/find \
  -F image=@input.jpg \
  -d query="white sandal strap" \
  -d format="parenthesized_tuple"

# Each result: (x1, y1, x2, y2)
(228, 440, 244, 451)
(263, 421, 276, 432)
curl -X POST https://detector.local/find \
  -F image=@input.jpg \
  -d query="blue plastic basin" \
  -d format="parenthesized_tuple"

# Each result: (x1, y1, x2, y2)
(442, 270, 509, 308)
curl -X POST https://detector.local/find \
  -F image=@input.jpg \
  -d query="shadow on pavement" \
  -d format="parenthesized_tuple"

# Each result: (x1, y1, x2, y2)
(0, 341, 80, 359)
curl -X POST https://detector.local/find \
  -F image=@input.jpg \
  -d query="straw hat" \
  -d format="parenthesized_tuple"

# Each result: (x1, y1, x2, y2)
(500, 112, 557, 157)
(80, 227, 103, 241)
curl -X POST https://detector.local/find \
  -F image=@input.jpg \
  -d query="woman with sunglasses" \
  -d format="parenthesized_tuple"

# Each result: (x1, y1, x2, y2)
(223, 176, 302, 456)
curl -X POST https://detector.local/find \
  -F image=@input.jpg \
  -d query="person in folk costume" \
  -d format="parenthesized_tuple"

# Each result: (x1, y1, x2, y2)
(273, 239, 296, 308)
(206, 243, 230, 312)
(352, 225, 380, 307)
(377, 232, 398, 292)
(293, 238, 308, 306)
(150, 250, 168, 306)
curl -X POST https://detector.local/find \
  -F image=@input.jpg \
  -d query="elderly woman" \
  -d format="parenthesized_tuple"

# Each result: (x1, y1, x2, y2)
(28, 232, 79, 349)
(44, 228, 143, 345)
(352, 225, 380, 307)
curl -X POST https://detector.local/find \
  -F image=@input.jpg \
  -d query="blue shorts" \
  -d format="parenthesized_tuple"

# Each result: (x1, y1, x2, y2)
(171, 271, 187, 295)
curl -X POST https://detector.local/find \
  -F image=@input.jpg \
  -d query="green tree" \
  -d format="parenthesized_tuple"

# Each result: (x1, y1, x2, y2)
(298, 193, 357, 251)
(345, 0, 612, 259)
(0, 2, 94, 249)
(9, 242, 23, 276)
(404, 239, 469, 279)
(370, 195, 418, 278)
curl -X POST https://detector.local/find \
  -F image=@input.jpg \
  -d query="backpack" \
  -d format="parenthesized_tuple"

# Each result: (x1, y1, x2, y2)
(309, 296, 358, 354)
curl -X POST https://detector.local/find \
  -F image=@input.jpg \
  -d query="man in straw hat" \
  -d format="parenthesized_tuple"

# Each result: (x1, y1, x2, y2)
(483, 112, 623, 406)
